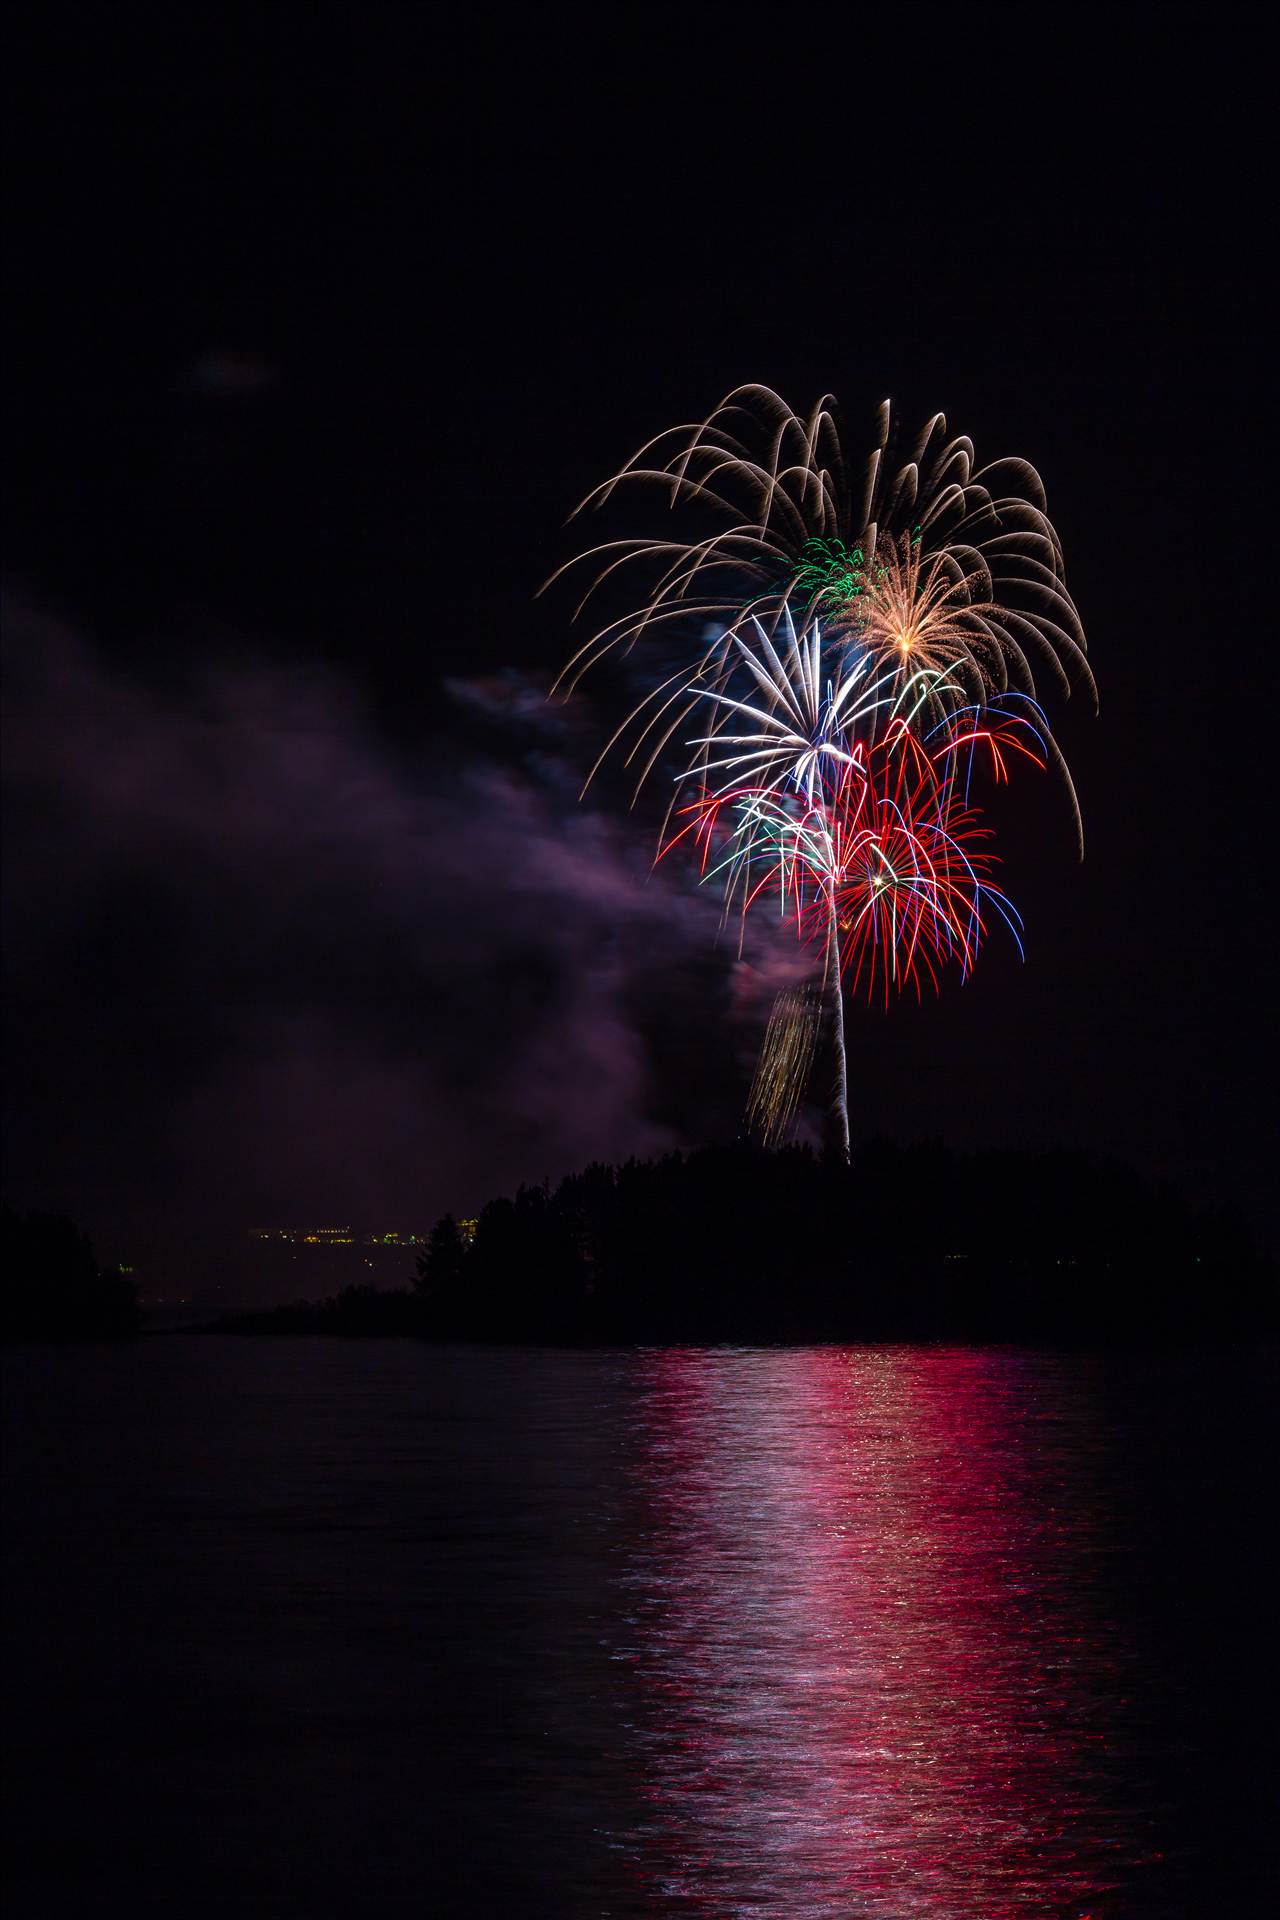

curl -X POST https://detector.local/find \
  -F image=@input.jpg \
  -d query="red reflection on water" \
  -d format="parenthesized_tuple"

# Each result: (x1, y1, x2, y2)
(614, 1347, 1142, 1917)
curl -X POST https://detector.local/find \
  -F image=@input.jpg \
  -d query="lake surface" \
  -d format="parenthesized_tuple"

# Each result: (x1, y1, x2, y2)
(3, 1340, 1275, 1916)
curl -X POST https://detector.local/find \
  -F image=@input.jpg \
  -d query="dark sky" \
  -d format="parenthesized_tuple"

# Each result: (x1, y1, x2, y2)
(4, 12, 1274, 1284)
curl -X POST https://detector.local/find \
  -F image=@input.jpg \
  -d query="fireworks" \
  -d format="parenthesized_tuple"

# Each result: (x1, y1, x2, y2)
(548, 384, 1094, 716)
(669, 735, 1024, 1008)
(822, 746, 1021, 1008)
(551, 388, 1091, 1152)
(746, 987, 821, 1148)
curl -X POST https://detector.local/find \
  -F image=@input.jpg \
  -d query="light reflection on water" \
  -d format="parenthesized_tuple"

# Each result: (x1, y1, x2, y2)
(3, 1339, 1273, 1915)
(611, 1348, 1147, 1916)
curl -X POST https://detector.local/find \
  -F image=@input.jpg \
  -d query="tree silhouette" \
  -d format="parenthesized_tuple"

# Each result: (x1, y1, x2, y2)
(203, 1142, 1274, 1346)
(1, 1208, 139, 1340)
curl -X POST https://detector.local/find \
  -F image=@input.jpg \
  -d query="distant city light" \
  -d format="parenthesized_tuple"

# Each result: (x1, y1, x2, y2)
(247, 1227, 426, 1246)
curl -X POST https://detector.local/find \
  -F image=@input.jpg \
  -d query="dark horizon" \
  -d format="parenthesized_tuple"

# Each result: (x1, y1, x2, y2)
(4, 16, 1274, 1290)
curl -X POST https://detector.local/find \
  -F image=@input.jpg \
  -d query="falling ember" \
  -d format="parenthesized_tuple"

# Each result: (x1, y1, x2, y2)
(745, 986, 821, 1147)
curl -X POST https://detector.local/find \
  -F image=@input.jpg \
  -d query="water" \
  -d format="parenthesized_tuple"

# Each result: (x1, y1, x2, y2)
(3, 1340, 1275, 1916)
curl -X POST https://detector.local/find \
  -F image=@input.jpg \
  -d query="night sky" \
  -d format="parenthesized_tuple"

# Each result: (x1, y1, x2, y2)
(4, 14, 1273, 1290)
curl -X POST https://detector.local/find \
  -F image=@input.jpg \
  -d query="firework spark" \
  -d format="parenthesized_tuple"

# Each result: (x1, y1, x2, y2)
(577, 598, 972, 838)
(671, 738, 1021, 1008)
(549, 385, 1092, 704)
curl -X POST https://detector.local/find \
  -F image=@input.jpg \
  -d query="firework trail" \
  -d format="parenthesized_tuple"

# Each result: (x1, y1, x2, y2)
(745, 986, 820, 1147)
